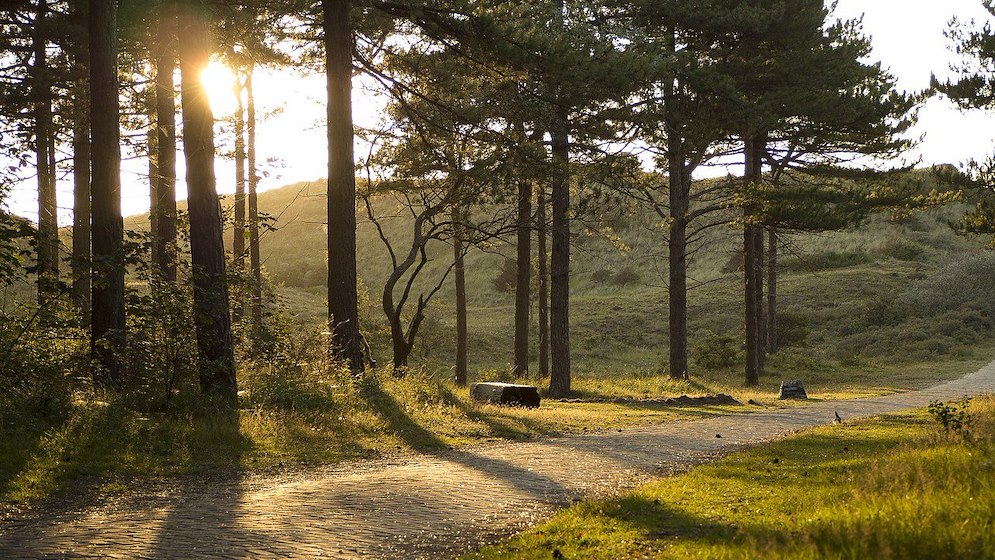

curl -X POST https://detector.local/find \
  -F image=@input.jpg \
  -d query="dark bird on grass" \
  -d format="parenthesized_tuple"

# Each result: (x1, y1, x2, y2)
(834, 411, 844, 424)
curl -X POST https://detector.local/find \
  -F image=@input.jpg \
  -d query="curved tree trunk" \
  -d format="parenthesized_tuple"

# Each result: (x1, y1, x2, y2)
(324, 0, 363, 372)
(513, 180, 531, 378)
(178, 0, 236, 397)
(89, 0, 126, 386)
(152, 0, 178, 282)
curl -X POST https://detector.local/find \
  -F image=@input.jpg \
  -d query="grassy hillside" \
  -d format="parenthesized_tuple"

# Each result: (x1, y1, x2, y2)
(116, 171, 995, 387)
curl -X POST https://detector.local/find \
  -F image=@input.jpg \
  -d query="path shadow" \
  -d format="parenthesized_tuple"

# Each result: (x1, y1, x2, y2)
(359, 376, 574, 503)
(146, 399, 278, 559)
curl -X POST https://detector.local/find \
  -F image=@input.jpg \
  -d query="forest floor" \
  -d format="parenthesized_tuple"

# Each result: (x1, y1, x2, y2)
(1, 359, 993, 559)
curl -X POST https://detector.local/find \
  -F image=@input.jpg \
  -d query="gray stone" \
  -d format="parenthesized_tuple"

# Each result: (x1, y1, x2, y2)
(471, 382, 541, 408)
(778, 380, 808, 400)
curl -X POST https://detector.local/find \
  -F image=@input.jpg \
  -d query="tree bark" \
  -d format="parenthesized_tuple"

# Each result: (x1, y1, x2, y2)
(71, 0, 90, 313)
(767, 228, 778, 354)
(178, 0, 236, 397)
(537, 186, 549, 379)
(743, 135, 762, 387)
(148, 94, 159, 245)
(548, 116, 571, 397)
(34, 0, 58, 303)
(153, 0, 177, 282)
(453, 206, 468, 386)
(667, 135, 690, 381)
(89, 0, 126, 386)
(247, 67, 262, 335)
(754, 208, 765, 372)
(513, 179, 531, 378)
(324, 0, 363, 372)
(231, 72, 246, 325)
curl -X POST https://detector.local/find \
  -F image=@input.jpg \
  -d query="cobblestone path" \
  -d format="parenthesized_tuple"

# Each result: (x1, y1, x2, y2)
(3, 360, 994, 559)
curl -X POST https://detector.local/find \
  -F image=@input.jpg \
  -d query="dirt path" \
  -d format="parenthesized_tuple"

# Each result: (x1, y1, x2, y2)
(3, 360, 994, 559)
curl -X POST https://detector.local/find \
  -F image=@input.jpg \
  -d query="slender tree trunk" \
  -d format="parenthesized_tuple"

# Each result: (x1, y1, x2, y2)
(536, 186, 549, 379)
(548, 117, 571, 397)
(178, 0, 236, 397)
(743, 135, 762, 387)
(231, 73, 246, 325)
(153, 0, 177, 282)
(453, 206, 468, 386)
(34, 0, 58, 303)
(71, 0, 90, 313)
(89, 0, 126, 386)
(755, 216, 766, 371)
(148, 95, 159, 242)
(767, 228, 778, 354)
(667, 138, 690, 381)
(513, 180, 531, 378)
(324, 0, 363, 372)
(247, 67, 262, 336)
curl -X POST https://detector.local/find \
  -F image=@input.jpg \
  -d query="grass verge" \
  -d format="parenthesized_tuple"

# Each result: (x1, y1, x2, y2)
(466, 395, 995, 560)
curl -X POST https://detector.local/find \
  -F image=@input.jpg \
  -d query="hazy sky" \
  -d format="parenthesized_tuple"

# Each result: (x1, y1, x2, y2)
(11, 0, 995, 221)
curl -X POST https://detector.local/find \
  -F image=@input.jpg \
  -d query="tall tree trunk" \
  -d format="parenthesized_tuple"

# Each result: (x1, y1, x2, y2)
(755, 214, 766, 372)
(767, 228, 778, 354)
(513, 179, 531, 378)
(148, 95, 159, 244)
(153, 0, 177, 282)
(324, 0, 362, 372)
(178, 0, 236, 397)
(667, 140, 690, 381)
(548, 116, 571, 397)
(247, 67, 262, 336)
(71, 0, 90, 313)
(34, 0, 58, 303)
(89, 0, 126, 386)
(548, 0, 570, 397)
(453, 206, 468, 386)
(231, 73, 246, 325)
(743, 135, 762, 387)
(537, 186, 549, 379)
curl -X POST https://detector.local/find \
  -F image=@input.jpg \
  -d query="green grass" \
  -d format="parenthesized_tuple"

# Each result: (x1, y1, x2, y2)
(466, 395, 995, 560)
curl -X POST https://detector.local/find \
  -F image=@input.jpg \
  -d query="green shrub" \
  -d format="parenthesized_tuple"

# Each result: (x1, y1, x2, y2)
(612, 267, 640, 286)
(692, 331, 742, 371)
(774, 311, 810, 348)
(591, 269, 613, 284)
(782, 250, 870, 272)
(877, 239, 927, 262)
(492, 257, 517, 293)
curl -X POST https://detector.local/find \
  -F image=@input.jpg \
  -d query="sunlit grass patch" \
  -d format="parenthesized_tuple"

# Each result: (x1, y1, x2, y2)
(466, 395, 995, 560)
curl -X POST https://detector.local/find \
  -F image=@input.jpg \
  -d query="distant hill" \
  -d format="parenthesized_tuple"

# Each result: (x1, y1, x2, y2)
(117, 169, 988, 376)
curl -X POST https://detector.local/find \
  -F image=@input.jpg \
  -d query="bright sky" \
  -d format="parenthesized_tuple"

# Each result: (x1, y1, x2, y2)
(11, 0, 995, 223)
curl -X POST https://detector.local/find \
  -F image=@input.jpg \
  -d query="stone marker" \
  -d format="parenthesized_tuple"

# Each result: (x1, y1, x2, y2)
(778, 380, 808, 400)
(471, 382, 541, 408)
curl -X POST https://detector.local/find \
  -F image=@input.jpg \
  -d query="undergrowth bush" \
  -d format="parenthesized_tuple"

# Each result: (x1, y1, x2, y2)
(692, 331, 742, 371)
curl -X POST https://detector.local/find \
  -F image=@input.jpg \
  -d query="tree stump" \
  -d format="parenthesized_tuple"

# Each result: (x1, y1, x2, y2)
(471, 382, 541, 408)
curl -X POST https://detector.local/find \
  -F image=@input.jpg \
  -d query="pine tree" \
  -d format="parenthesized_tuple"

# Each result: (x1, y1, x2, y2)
(89, 0, 127, 386)
(178, 0, 236, 397)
